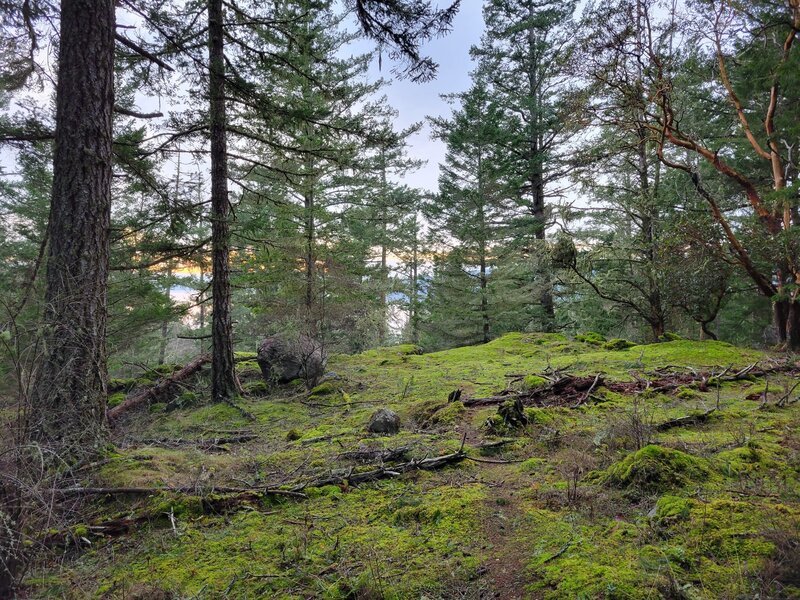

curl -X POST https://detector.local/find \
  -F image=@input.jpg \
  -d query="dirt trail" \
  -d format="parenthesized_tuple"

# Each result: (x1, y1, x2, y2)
(477, 464, 531, 599)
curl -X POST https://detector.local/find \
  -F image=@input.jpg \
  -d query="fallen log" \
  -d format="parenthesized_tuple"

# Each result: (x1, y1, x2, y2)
(108, 353, 211, 423)
(54, 485, 307, 499)
(121, 434, 258, 450)
(337, 446, 411, 463)
(654, 408, 716, 431)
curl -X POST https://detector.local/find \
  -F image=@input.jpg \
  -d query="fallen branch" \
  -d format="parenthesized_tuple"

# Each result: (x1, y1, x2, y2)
(223, 398, 257, 422)
(108, 353, 210, 423)
(291, 434, 468, 491)
(54, 485, 307, 499)
(337, 446, 411, 463)
(122, 434, 258, 450)
(571, 372, 603, 408)
(654, 408, 716, 431)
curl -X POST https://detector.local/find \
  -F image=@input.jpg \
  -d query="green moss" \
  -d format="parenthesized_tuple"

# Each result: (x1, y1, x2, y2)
(395, 344, 424, 355)
(715, 444, 768, 476)
(519, 457, 546, 473)
(108, 378, 137, 393)
(154, 363, 181, 375)
(242, 380, 268, 395)
(522, 375, 548, 390)
(305, 484, 342, 498)
(308, 382, 337, 397)
(523, 407, 555, 425)
(408, 398, 464, 427)
(286, 428, 302, 441)
(234, 351, 258, 360)
(107, 391, 126, 408)
(235, 360, 262, 376)
(603, 338, 637, 351)
(654, 495, 692, 524)
(676, 386, 700, 399)
(659, 332, 683, 342)
(575, 331, 606, 345)
(600, 445, 710, 495)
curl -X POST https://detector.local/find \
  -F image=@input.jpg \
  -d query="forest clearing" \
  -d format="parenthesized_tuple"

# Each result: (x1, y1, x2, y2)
(16, 333, 800, 598)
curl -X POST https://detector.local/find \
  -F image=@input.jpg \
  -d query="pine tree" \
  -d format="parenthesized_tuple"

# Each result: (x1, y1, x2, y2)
(472, 0, 578, 331)
(426, 81, 514, 345)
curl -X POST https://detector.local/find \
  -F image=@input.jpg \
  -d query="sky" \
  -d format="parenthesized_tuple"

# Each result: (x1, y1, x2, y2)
(355, 2, 487, 193)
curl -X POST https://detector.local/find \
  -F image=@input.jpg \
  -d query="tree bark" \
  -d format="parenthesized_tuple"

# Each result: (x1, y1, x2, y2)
(28, 0, 115, 457)
(208, 0, 237, 402)
(774, 299, 800, 350)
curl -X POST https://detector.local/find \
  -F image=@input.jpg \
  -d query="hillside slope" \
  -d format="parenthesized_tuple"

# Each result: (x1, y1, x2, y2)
(29, 333, 800, 599)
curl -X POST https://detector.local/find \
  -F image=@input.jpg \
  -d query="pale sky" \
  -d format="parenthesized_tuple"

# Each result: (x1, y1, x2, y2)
(355, 1, 487, 193)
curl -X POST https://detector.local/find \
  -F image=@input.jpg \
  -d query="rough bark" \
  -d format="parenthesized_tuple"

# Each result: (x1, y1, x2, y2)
(28, 0, 115, 457)
(775, 300, 800, 351)
(208, 0, 237, 402)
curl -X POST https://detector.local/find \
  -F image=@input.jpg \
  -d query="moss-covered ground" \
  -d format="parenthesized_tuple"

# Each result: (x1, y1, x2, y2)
(26, 334, 800, 598)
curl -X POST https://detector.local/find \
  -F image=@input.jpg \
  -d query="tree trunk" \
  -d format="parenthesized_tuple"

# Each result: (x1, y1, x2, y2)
(304, 187, 316, 334)
(410, 215, 419, 344)
(208, 0, 237, 402)
(158, 263, 173, 365)
(28, 0, 114, 458)
(526, 1, 555, 332)
(699, 320, 717, 341)
(775, 299, 800, 350)
(480, 251, 490, 344)
(378, 154, 388, 344)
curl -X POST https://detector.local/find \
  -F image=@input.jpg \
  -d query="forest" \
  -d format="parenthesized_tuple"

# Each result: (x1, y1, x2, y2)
(0, 0, 799, 597)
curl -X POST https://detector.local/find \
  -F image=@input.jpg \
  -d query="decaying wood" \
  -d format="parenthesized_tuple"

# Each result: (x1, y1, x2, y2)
(107, 353, 211, 422)
(464, 360, 798, 411)
(122, 434, 258, 450)
(290, 434, 468, 491)
(654, 408, 717, 431)
(337, 446, 411, 463)
(54, 485, 307, 499)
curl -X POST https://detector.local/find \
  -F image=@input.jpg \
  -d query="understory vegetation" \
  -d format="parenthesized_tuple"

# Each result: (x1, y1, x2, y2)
(19, 334, 800, 598)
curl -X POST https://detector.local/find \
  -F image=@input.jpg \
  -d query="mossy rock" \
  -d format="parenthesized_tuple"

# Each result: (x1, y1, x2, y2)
(286, 428, 302, 441)
(603, 338, 636, 351)
(600, 445, 709, 495)
(575, 331, 606, 345)
(233, 351, 258, 360)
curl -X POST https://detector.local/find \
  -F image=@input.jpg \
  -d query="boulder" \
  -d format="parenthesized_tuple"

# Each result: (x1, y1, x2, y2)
(256, 334, 325, 386)
(368, 408, 401, 435)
